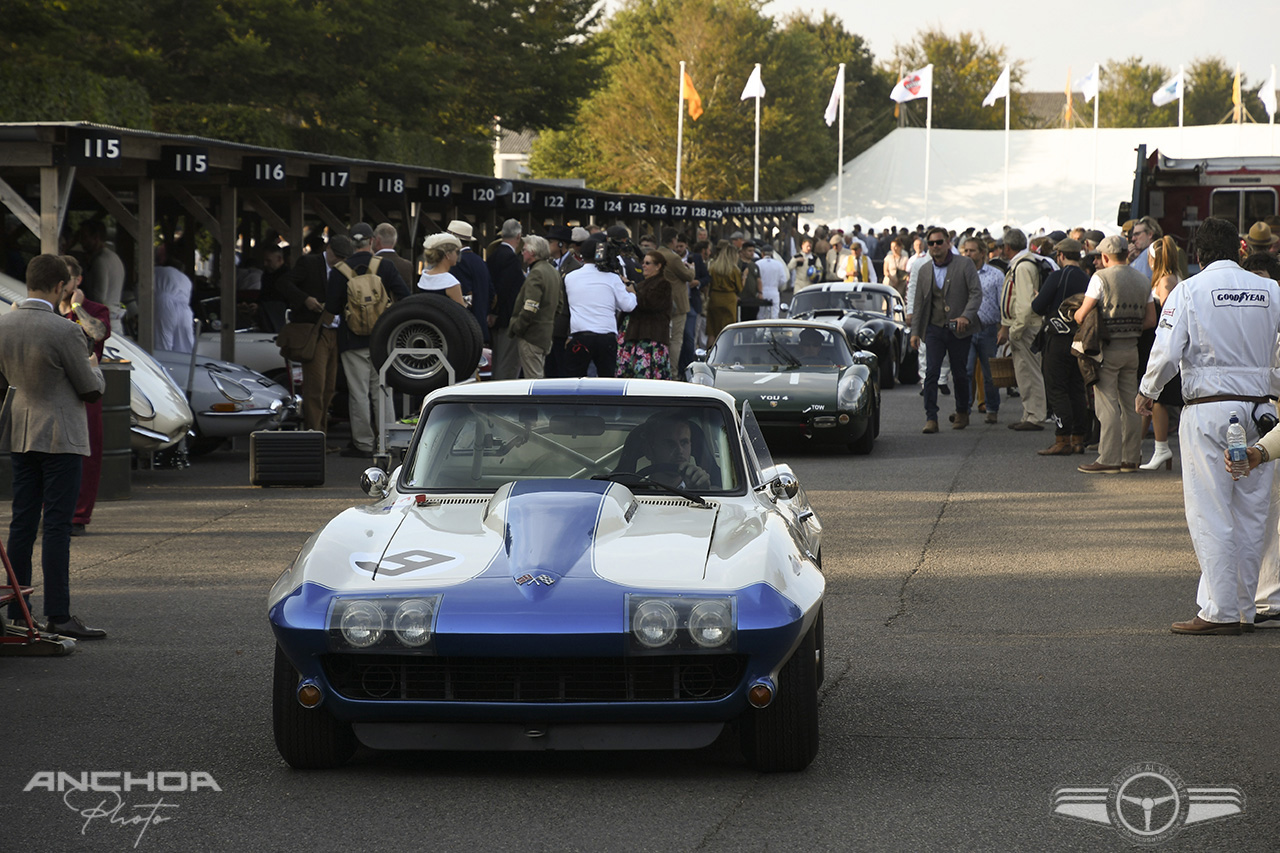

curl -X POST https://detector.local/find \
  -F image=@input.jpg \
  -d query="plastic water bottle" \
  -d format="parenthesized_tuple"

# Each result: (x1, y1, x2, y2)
(1227, 412, 1249, 480)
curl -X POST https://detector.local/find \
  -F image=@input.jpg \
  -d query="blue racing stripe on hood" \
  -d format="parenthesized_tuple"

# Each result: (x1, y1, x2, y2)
(497, 480, 609, 601)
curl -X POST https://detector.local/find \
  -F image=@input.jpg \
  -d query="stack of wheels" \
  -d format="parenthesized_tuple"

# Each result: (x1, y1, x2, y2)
(370, 294, 484, 395)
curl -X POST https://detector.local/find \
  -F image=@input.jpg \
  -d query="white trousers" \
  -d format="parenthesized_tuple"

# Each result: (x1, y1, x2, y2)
(1256, 472, 1280, 614)
(1181, 401, 1276, 623)
(340, 347, 378, 453)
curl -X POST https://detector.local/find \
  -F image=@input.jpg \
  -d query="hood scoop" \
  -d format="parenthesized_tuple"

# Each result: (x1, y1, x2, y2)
(487, 480, 636, 601)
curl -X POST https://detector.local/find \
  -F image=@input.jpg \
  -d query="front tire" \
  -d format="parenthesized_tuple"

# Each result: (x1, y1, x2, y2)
(740, 623, 819, 772)
(272, 645, 356, 769)
(848, 400, 876, 455)
(878, 351, 896, 389)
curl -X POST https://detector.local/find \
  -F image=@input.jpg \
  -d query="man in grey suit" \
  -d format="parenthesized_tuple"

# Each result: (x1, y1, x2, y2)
(910, 228, 983, 433)
(0, 254, 107, 639)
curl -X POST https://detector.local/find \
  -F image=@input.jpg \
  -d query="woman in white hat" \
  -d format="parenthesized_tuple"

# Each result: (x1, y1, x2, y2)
(418, 233, 467, 307)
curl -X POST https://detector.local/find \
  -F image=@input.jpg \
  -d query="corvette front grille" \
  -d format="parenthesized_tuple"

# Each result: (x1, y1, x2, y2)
(322, 654, 747, 703)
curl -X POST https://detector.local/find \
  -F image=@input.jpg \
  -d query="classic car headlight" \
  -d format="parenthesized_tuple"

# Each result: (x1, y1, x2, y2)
(690, 371, 715, 387)
(329, 594, 443, 652)
(338, 600, 385, 648)
(854, 327, 877, 349)
(632, 600, 678, 648)
(392, 598, 435, 647)
(210, 371, 254, 403)
(688, 600, 733, 648)
(628, 595, 737, 652)
(838, 373, 862, 409)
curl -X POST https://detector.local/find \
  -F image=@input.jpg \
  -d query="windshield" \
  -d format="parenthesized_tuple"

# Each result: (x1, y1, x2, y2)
(791, 288, 892, 317)
(403, 400, 743, 493)
(708, 325, 852, 369)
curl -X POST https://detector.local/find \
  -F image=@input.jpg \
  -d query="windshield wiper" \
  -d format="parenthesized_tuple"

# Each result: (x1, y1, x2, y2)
(767, 334, 802, 369)
(591, 471, 708, 505)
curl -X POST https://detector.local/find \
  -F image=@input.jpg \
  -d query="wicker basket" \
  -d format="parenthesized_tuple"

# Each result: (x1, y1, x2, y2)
(987, 356, 1017, 388)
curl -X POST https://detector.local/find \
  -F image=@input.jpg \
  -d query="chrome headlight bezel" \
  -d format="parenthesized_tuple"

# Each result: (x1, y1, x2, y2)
(854, 327, 877, 349)
(328, 594, 443, 653)
(209, 371, 254, 403)
(626, 595, 737, 653)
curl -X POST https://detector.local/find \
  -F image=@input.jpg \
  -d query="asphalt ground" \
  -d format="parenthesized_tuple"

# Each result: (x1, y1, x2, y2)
(3, 383, 1278, 852)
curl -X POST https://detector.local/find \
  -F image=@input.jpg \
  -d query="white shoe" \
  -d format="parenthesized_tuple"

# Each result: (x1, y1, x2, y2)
(1139, 442, 1173, 471)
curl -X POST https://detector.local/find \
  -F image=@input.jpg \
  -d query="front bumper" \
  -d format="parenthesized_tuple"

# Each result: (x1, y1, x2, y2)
(757, 409, 871, 444)
(270, 580, 814, 726)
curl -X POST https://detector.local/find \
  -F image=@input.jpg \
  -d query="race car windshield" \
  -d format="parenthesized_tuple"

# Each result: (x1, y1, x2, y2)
(709, 326, 852, 369)
(403, 401, 743, 493)
(791, 289, 891, 316)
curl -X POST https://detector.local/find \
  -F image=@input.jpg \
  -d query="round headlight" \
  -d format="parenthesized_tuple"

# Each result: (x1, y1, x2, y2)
(854, 327, 877, 349)
(392, 599, 434, 647)
(632, 600, 678, 648)
(210, 372, 254, 402)
(688, 601, 733, 648)
(339, 600, 385, 648)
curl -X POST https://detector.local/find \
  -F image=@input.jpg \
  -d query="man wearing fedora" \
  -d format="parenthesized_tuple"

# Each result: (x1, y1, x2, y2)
(487, 219, 526, 380)
(446, 219, 492, 345)
(1246, 221, 1279, 256)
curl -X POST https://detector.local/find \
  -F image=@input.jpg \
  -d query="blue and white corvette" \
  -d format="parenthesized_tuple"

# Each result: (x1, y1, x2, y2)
(269, 379, 825, 771)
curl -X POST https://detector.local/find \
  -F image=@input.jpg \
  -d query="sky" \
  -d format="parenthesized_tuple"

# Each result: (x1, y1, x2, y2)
(761, 0, 1279, 93)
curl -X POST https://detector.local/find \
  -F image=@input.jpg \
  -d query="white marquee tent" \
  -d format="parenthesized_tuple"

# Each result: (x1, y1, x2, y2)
(791, 124, 1280, 236)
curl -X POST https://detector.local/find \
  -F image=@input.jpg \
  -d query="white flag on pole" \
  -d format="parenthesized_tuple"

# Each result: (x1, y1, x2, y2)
(982, 65, 1010, 107)
(1152, 70, 1183, 107)
(1259, 68, 1277, 119)
(890, 65, 933, 103)
(824, 65, 845, 126)
(740, 65, 766, 101)
(1079, 63, 1100, 104)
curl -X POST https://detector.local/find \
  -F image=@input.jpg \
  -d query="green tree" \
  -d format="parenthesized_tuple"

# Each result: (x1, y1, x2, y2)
(529, 1, 890, 200)
(1100, 57, 1173, 127)
(888, 29, 1028, 129)
(1186, 57, 1249, 125)
(0, 0, 601, 173)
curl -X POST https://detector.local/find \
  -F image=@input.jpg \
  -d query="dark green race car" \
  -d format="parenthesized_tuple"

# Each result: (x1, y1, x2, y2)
(688, 321, 880, 454)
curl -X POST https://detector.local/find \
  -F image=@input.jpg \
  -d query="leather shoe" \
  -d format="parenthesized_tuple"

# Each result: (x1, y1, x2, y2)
(939, 384, 950, 396)
(1009, 420, 1044, 431)
(985, 411, 998, 424)
(70, 523, 86, 536)
(1077, 462, 1121, 474)
(1119, 462, 1138, 473)
(922, 420, 939, 434)
(44, 615, 106, 640)
(1254, 612, 1280, 628)
(949, 412, 969, 429)
(1171, 616, 1242, 636)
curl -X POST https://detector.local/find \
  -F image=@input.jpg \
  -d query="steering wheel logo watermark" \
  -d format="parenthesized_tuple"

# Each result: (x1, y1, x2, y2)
(1052, 762, 1243, 845)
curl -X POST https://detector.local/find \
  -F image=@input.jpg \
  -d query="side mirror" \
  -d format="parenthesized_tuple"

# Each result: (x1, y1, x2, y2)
(361, 467, 390, 499)
(768, 471, 799, 501)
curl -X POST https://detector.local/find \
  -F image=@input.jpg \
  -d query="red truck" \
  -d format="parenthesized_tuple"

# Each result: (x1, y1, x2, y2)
(1121, 144, 1280, 258)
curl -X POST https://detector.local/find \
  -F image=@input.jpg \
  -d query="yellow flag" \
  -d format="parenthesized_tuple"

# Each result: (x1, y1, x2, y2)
(682, 71, 703, 121)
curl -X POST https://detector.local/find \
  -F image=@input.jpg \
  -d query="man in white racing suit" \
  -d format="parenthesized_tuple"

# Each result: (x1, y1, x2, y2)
(1138, 216, 1280, 635)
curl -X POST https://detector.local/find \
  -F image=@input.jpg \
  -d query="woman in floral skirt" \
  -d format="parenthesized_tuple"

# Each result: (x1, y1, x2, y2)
(616, 251, 674, 379)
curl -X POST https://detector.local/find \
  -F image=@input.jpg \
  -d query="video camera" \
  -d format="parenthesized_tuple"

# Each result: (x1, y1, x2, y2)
(589, 227, 643, 284)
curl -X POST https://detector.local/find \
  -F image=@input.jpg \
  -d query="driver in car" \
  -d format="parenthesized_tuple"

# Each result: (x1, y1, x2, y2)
(642, 416, 712, 490)
(797, 328, 829, 364)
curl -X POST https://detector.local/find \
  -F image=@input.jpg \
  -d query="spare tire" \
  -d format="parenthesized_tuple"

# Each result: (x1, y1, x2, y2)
(370, 294, 483, 395)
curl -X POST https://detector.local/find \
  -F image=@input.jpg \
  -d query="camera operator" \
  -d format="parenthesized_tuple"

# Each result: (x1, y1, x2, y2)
(564, 233, 638, 378)
(605, 225, 644, 285)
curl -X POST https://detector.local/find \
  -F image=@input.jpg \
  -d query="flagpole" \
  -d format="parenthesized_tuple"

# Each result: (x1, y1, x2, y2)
(1091, 68, 1099, 228)
(1003, 64, 1010, 226)
(676, 60, 685, 200)
(1178, 64, 1184, 152)
(837, 62, 845, 226)
(1272, 65, 1277, 156)
(924, 66, 932, 223)
(753, 63, 761, 202)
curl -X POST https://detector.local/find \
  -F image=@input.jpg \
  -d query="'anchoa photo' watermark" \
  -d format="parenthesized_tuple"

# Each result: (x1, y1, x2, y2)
(1052, 762, 1243, 845)
(25, 770, 221, 848)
